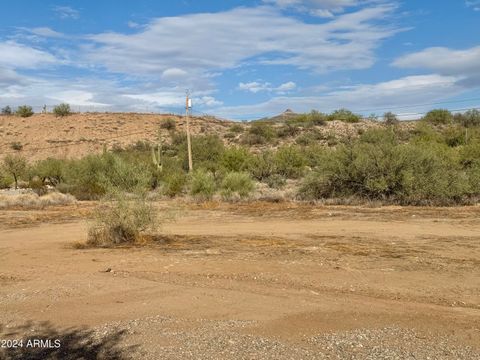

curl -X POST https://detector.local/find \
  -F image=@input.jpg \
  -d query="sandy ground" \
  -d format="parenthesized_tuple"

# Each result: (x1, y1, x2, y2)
(0, 202, 479, 359)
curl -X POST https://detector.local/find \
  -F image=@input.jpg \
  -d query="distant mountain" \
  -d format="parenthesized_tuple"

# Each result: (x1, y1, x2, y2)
(253, 109, 300, 123)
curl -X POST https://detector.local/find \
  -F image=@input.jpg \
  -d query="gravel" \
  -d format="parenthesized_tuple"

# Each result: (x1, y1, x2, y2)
(91, 316, 480, 360)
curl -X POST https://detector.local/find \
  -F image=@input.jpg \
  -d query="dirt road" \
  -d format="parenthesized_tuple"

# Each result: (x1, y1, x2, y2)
(1, 202, 479, 359)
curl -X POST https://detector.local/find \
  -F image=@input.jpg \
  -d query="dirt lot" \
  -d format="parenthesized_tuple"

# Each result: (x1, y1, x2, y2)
(1, 201, 479, 359)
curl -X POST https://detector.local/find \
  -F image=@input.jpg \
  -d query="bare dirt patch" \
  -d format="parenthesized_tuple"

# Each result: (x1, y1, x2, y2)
(0, 202, 479, 359)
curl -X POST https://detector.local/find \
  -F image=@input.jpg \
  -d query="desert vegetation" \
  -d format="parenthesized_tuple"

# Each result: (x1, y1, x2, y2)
(1, 108, 480, 207)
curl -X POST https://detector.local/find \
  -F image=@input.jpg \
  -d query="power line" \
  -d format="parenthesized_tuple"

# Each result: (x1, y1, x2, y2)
(351, 97, 480, 114)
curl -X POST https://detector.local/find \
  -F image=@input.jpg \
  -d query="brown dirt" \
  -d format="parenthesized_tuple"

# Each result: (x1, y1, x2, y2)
(0, 202, 479, 358)
(0, 113, 233, 161)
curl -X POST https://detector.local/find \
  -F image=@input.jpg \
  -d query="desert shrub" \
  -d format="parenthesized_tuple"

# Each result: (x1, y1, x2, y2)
(454, 109, 480, 128)
(2, 154, 27, 189)
(411, 122, 444, 144)
(274, 145, 306, 179)
(290, 110, 326, 127)
(229, 123, 244, 133)
(53, 103, 72, 117)
(15, 105, 34, 117)
(220, 146, 252, 172)
(327, 109, 361, 123)
(176, 134, 224, 173)
(87, 192, 157, 246)
(220, 172, 255, 200)
(383, 112, 399, 126)
(295, 130, 323, 146)
(277, 124, 300, 138)
(265, 174, 287, 189)
(10, 142, 23, 151)
(241, 133, 266, 145)
(459, 142, 480, 168)
(62, 153, 149, 200)
(443, 126, 466, 147)
(33, 158, 66, 186)
(160, 171, 187, 197)
(29, 177, 48, 196)
(160, 117, 176, 131)
(248, 151, 276, 180)
(189, 169, 216, 201)
(0, 192, 75, 209)
(297, 136, 471, 204)
(0, 170, 12, 189)
(423, 109, 453, 125)
(1, 105, 12, 115)
(243, 122, 275, 144)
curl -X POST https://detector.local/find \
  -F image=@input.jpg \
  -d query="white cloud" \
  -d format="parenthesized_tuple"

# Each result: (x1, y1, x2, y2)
(29, 27, 65, 38)
(466, 0, 480, 10)
(276, 81, 297, 93)
(53, 5, 80, 19)
(0, 41, 57, 69)
(214, 74, 462, 119)
(238, 81, 272, 93)
(196, 96, 223, 107)
(393, 46, 480, 76)
(161, 68, 188, 80)
(127, 21, 141, 29)
(87, 5, 399, 80)
(238, 81, 297, 94)
(49, 90, 109, 107)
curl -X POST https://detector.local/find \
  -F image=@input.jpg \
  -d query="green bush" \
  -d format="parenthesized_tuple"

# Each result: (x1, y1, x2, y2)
(32, 158, 66, 186)
(189, 169, 216, 201)
(454, 109, 480, 128)
(87, 192, 158, 246)
(243, 122, 276, 144)
(297, 130, 472, 204)
(274, 145, 306, 179)
(290, 110, 326, 126)
(327, 109, 361, 123)
(160, 171, 187, 197)
(229, 124, 244, 133)
(295, 130, 323, 146)
(383, 112, 398, 126)
(16, 105, 34, 118)
(265, 174, 286, 189)
(423, 109, 453, 125)
(53, 103, 72, 117)
(221, 172, 255, 200)
(61, 153, 149, 200)
(1, 105, 12, 115)
(177, 135, 224, 173)
(276, 124, 300, 138)
(160, 118, 176, 131)
(2, 154, 27, 189)
(248, 151, 276, 180)
(220, 147, 252, 172)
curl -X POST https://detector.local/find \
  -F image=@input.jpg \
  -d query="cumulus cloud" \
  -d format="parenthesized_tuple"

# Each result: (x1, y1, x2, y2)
(238, 81, 272, 93)
(238, 81, 297, 94)
(87, 5, 399, 79)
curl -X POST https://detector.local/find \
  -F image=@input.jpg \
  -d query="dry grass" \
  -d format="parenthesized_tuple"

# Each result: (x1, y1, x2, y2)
(0, 192, 76, 209)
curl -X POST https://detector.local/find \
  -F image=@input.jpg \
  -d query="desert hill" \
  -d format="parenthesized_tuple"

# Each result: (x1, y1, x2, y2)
(0, 112, 417, 161)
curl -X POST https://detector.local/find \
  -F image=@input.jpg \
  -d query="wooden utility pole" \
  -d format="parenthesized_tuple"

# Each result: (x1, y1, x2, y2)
(185, 91, 193, 172)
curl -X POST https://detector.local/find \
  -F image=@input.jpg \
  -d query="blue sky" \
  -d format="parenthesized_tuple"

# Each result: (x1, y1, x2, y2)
(1, 0, 479, 120)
